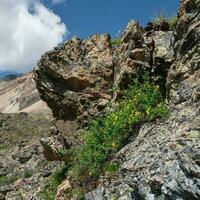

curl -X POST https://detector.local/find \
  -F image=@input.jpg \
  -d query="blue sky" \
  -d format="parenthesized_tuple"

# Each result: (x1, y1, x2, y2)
(0, 0, 179, 72)
(48, 0, 180, 39)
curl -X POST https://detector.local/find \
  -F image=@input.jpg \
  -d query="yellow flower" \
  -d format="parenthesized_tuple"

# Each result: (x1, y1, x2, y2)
(89, 172, 92, 176)
(146, 108, 150, 115)
(112, 142, 116, 147)
(135, 111, 140, 116)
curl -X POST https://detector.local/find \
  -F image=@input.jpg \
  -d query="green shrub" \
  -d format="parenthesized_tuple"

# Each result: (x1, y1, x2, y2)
(153, 12, 177, 30)
(23, 168, 34, 178)
(16, 192, 23, 200)
(111, 38, 121, 46)
(0, 173, 19, 187)
(45, 75, 169, 199)
(0, 175, 7, 186)
(167, 16, 177, 29)
(112, 193, 119, 200)
(154, 14, 165, 25)
(103, 162, 119, 176)
(70, 76, 169, 184)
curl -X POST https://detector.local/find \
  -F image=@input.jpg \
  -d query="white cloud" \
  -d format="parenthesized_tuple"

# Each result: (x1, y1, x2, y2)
(51, 0, 66, 5)
(0, 0, 67, 72)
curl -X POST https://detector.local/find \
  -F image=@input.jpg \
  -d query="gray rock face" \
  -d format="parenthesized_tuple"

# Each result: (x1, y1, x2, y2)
(85, 187, 105, 200)
(167, 0, 200, 105)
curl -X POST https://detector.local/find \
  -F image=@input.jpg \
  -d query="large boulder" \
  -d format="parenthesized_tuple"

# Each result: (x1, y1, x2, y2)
(34, 34, 114, 123)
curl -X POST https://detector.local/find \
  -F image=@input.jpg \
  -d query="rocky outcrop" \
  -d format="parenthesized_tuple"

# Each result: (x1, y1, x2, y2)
(86, 0, 200, 199)
(167, 0, 200, 104)
(89, 105, 200, 199)
(34, 34, 114, 122)
(34, 20, 174, 149)
(33, 0, 200, 199)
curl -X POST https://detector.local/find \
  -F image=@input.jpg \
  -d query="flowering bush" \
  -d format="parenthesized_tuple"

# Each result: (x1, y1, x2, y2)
(71, 77, 169, 185)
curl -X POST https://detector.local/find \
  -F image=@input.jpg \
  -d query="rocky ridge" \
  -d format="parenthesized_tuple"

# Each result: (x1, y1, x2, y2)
(33, 0, 200, 199)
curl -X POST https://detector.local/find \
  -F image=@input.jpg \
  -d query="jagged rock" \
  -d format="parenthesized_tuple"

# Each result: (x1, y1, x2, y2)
(95, 103, 200, 199)
(0, 112, 59, 200)
(115, 23, 174, 99)
(153, 20, 170, 32)
(34, 34, 113, 123)
(34, 34, 115, 148)
(150, 31, 175, 97)
(144, 22, 154, 32)
(152, 31, 174, 62)
(17, 145, 39, 164)
(40, 137, 63, 162)
(120, 21, 143, 44)
(56, 180, 72, 200)
(85, 187, 105, 200)
(160, 21, 170, 31)
(35, 18, 161, 196)
(167, 0, 200, 105)
(33, 0, 200, 199)
(34, 16, 173, 131)
(0, 74, 53, 199)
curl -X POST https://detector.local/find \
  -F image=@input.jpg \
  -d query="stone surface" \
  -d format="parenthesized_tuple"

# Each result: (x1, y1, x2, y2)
(85, 187, 105, 200)
(56, 180, 72, 200)
(0, 112, 57, 200)
(34, 34, 114, 123)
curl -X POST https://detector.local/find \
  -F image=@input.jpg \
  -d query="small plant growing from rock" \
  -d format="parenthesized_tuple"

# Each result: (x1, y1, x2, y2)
(69, 187, 84, 200)
(167, 16, 177, 29)
(152, 10, 177, 30)
(103, 162, 119, 176)
(111, 38, 121, 46)
(23, 168, 34, 178)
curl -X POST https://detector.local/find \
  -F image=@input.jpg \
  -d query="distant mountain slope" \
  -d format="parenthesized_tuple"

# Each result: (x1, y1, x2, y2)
(0, 70, 18, 78)
(0, 72, 52, 114)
